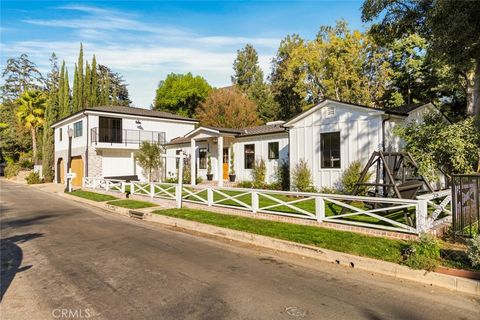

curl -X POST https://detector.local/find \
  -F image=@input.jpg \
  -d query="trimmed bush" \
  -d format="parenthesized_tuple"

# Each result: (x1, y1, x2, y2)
(4, 163, 21, 178)
(467, 236, 480, 269)
(274, 160, 290, 191)
(292, 159, 316, 192)
(340, 160, 372, 195)
(26, 171, 42, 184)
(251, 159, 266, 188)
(402, 234, 441, 270)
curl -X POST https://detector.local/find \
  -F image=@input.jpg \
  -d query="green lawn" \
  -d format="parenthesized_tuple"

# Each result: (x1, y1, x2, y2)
(153, 208, 407, 263)
(69, 189, 118, 202)
(107, 199, 157, 209)
(181, 189, 415, 228)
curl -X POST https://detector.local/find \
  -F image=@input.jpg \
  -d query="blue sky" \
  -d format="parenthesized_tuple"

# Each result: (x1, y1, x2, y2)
(1, 1, 365, 107)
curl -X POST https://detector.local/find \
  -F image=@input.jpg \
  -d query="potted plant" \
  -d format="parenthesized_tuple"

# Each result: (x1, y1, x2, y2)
(229, 147, 236, 182)
(206, 153, 213, 181)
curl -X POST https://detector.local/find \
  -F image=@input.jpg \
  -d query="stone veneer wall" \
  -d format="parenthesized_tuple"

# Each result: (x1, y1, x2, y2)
(87, 147, 102, 177)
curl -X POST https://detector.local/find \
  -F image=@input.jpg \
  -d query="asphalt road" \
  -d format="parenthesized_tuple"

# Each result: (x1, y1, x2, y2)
(1, 179, 479, 320)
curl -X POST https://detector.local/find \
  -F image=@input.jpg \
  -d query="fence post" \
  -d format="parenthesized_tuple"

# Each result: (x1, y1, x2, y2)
(92, 178, 97, 189)
(121, 181, 125, 194)
(416, 199, 429, 233)
(150, 183, 154, 198)
(207, 188, 213, 206)
(315, 196, 325, 222)
(131, 182, 135, 195)
(175, 185, 182, 208)
(252, 191, 259, 213)
(104, 180, 109, 191)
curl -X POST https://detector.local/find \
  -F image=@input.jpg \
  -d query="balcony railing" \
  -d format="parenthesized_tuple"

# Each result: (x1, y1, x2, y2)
(91, 127, 166, 146)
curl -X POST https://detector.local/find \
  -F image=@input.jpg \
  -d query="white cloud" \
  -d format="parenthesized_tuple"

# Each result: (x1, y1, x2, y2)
(3, 5, 279, 107)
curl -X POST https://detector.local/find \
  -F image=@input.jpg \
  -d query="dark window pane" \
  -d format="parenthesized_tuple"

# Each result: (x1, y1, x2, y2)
(199, 148, 207, 169)
(74, 121, 83, 137)
(244, 144, 255, 169)
(268, 142, 279, 159)
(321, 132, 341, 168)
(99, 117, 122, 143)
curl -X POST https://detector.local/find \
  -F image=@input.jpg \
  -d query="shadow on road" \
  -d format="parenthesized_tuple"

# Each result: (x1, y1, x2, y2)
(0, 233, 43, 302)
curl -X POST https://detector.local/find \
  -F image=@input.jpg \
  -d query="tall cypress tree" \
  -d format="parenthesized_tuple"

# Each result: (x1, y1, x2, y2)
(58, 61, 65, 118)
(77, 43, 84, 110)
(42, 53, 60, 182)
(63, 68, 70, 116)
(90, 55, 99, 107)
(72, 64, 79, 112)
(84, 61, 91, 109)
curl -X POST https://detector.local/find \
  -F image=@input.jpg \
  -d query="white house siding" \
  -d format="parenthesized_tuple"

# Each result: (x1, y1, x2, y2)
(233, 133, 289, 184)
(288, 102, 384, 190)
(165, 141, 217, 181)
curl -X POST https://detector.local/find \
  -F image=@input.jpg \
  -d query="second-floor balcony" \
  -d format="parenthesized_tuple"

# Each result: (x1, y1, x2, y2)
(91, 127, 166, 148)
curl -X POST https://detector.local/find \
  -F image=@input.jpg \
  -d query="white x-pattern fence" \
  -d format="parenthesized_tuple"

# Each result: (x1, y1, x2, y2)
(83, 177, 451, 234)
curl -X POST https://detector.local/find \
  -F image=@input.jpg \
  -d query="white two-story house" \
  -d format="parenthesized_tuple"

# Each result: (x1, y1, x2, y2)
(52, 106, 198, 186)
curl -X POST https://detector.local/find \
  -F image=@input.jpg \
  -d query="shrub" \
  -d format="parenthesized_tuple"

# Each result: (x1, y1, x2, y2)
(292, 159, 316, 192)
(237, 181, 253, 188)
(229, 147, 235, 175)
(26, 171, 42, 184)
(402, 234, 441, 270)
(340, 160, 372, 195)
(18, 151, 34, 169)
(4, 163, 21, 178)
(466, 236, 480, 269)
(251, 159, 266, 188)
(275, 160, 290, 191)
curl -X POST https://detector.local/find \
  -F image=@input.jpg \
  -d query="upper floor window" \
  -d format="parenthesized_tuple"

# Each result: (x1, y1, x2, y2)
(268, 142, 279, 160)
(244, 144, 255, 169)
(199, 148, 207, 169)
(321, 132, 341, 168)
(99, 117, 122, 143)
(59, 128, 63, 141)
(74, 121, 83, 138)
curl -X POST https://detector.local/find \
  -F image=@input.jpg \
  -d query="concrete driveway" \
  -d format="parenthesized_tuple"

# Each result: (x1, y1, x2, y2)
(1, 179, 479, 319)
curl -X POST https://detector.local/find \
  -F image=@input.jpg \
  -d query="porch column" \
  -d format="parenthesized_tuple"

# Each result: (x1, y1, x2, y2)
(190, 138, 196, 186)
(217, 136, 223, 187)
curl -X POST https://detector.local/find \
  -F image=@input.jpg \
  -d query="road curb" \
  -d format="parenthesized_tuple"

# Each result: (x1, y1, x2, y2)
(142, 212, 479, 296)
(27, 184, 480, 296)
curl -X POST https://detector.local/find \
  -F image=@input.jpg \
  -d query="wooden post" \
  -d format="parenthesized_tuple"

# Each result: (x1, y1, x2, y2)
(315, 197, 325, 222)
(207, 188, 213, 206)
(252, 191, 259, 213)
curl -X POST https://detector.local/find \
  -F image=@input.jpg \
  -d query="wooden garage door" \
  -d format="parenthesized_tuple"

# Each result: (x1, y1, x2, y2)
(59, 159, 65, 183)
(71, 157, 84, 187)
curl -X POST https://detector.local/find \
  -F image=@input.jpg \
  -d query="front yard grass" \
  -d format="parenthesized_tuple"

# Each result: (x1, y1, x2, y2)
(69, 189, 118, 202)
(153, 208, 407, 263)
(107, 199, 157, 209)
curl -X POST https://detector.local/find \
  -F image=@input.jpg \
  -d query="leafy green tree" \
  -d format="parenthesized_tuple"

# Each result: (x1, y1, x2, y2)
(395, 114, 480, 180)
(195, 87, 261, 128)
(1, 54, 45, 101)
(16, 90, 47, 164)
(0, 100, 32, 161)
(232, 44, 264, 91)
(135, 141, 163, 182)
(154, 73, 211, 117)
(286, 21, 392, 108)
(90, 55, 99, 107)
(98, 64, 131, 106)
(232, 44, 280, 122)
(362, 0, 480, 116)
(84, 61, 91, 109)
(270, 34, 307, 119)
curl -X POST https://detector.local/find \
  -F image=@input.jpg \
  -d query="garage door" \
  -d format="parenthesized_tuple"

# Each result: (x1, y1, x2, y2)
(102, 150, 134, 177)
(71, 157, 84, 186)
(58, 159, 65, 183)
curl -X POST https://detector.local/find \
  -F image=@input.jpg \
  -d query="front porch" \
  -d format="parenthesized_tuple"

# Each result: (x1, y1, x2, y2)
(188, 127, 240, 187)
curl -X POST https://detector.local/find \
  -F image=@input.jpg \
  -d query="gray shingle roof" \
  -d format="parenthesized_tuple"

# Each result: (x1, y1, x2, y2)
(87, 106, 197, 122)
(240, 124, 287, 137)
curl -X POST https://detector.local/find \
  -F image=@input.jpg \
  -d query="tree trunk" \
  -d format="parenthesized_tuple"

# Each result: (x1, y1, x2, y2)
(466, 61, 480, 116)
(31, 127, 37, 164)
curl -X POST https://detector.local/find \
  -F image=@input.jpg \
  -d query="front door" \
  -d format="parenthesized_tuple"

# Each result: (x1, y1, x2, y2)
(223, 147, 229, 180)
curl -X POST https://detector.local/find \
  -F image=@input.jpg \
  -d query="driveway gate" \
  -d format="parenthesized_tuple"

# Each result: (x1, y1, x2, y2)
(452, 174, 480, 239)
